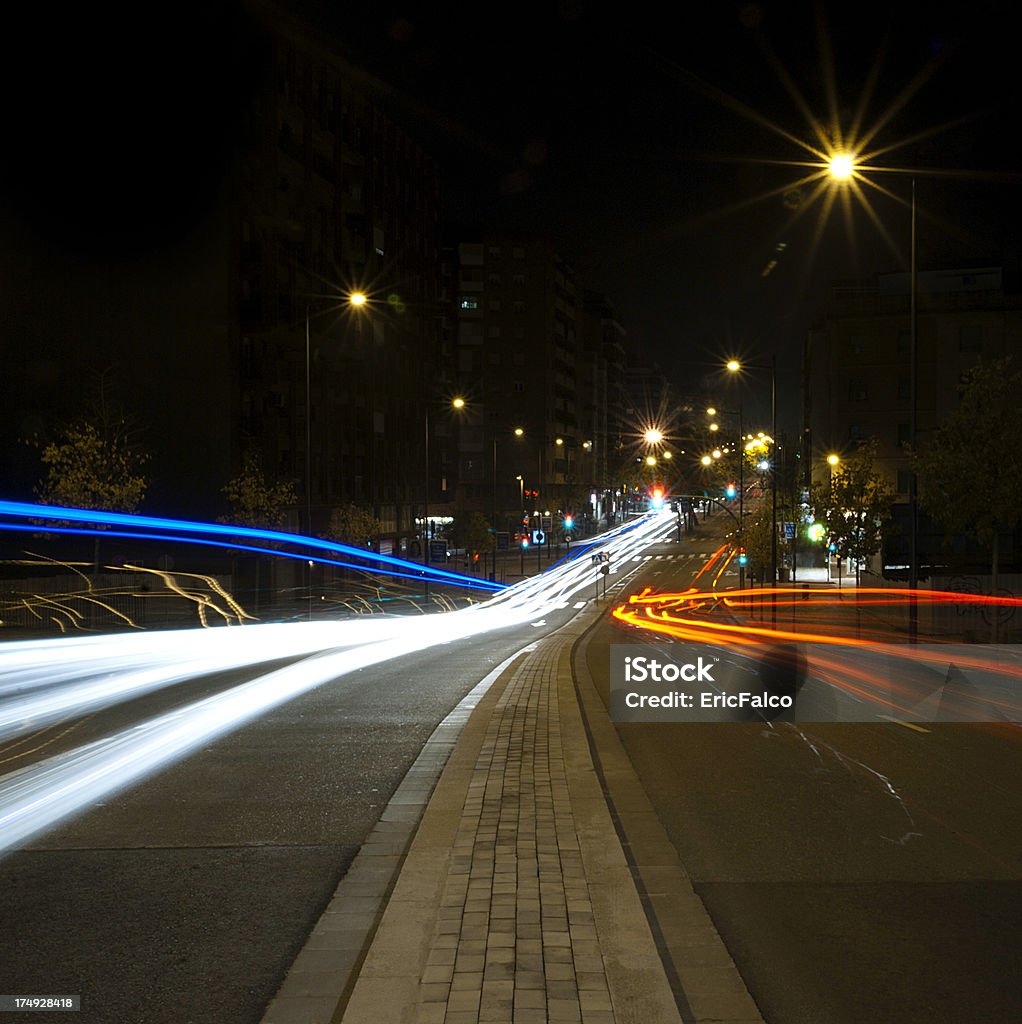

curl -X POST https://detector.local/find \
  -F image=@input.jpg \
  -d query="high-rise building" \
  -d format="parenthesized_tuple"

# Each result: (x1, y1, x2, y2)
(1, 4, 444, 556)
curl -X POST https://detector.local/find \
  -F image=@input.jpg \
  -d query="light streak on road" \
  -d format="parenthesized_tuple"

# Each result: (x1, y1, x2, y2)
(0, 500, 503, 592)
(0, 511, 675, 854)
(612, 584, 1022, 723)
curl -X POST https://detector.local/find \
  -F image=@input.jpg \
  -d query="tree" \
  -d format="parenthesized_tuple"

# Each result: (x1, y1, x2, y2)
(34, 372, 149, 512)
(325, 502, 383, 548)
(450, 510, 493, 568)
(741, 514, 774, 585)
(812, 438, 894, 583)
(915, 356, 1022, 631)
(220, 451, 297, 530)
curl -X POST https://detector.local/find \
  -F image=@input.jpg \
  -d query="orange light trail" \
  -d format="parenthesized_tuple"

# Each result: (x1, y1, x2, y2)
(612, 584, 1022, 722)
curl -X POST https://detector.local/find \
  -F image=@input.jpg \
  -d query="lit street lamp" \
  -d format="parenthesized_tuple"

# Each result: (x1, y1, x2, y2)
(727, 357, 777, 600)
(826, 154, 918, 638)
(305, 290, 368, 537)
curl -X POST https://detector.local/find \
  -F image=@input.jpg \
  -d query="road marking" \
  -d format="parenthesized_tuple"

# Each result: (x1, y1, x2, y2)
(573, 601, 586, 608)
(878, 716, 931, 734)
(531, 620, 547, 627)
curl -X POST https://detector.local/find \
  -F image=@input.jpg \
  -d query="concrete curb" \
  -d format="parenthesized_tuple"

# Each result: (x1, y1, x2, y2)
(571, 623, 766, 1023)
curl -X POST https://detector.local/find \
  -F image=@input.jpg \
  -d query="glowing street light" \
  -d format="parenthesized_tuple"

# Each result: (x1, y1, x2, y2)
(643, 427, 664, 445)
(827, 151, 856, 181)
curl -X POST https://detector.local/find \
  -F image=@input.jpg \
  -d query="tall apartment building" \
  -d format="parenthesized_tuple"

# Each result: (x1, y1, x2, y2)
(444, 238, 629, 531)
(237, 9, 443, 546)
(1, 4, 444, 553)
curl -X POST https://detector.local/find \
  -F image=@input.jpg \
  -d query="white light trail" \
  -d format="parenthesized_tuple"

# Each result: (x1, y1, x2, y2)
(0, 513, 675, 853)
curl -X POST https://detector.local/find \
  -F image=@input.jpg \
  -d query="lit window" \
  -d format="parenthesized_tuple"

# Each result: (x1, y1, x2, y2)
(459, 296, 479, 310)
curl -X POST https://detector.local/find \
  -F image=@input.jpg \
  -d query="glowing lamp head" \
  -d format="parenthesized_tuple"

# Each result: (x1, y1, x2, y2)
(828, 152, 855, 181)
(827, 453, 840, 466)
(348, 291, 367, 307)
(726, 359, 741, 373)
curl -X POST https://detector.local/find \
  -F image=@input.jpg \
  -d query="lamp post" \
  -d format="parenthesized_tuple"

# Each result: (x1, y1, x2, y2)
(727, 357, 777, 604)
(490, 425, 523, 583)
(304, 290, 367, 538)
(827, 155, 918, 638)
(709, 404, 745, 588)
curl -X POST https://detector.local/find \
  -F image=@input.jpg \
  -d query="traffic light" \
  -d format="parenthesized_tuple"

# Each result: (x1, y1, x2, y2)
(737, 547, 748, 566)
(650, 485, 665, 510)
(725, 482, 737, 500)
(564, 515, 574, 530)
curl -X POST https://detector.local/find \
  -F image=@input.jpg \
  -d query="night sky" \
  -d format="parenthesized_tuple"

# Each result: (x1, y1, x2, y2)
(4, 1, 1019, 435)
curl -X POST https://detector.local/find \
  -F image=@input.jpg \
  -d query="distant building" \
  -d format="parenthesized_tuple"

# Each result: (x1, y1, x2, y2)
(805, 265, 1022, 575)
(443, 238, 640, 531)
(806, 266, 1022, 495)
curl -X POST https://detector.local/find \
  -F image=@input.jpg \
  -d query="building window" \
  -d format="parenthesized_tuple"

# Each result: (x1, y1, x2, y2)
(849, 334, 867, 356)
(459, 296, 479, 310)
(897, 422, 911, 447)
(896, 469, 912, 494)
(513, 381, 525, 392)
(512, 301, 526, 314)
(897, 376, 911, 400)
(513, 247, 525, 259)
(848, 378, 868, 402)
(513, 274, 526, 287)
(897, 328, 910, 353)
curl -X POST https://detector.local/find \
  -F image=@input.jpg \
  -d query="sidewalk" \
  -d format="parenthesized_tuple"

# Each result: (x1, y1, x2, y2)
(261, 608, 764, 1024)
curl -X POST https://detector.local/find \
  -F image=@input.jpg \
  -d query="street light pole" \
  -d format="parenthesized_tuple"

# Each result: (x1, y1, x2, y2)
(305, 305, 312, 537)
(423, 407, 430, 599)
(739, 403, 745, 590)
(491, 437, 498, 583)
(771, 353, 777, 602)
(909, 175, 918, 641)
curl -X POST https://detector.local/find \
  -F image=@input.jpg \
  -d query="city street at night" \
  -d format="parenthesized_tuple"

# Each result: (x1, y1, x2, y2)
(2, 2, 1020, 1021)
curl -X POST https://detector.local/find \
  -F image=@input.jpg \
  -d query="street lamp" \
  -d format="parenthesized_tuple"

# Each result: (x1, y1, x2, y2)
(489, 424, 525, 582)
(727, 356, 778, 600)
(304, 290, 369, 537)
(826, 156, 918, 637)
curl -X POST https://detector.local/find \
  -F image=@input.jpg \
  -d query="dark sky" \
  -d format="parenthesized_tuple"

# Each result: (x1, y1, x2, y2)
(323, 0, 1021, 424)
(4, 1, 1019, 434)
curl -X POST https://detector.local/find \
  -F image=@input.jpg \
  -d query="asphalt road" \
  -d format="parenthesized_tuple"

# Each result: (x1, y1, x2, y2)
(581, 526, 1022, 1023)
(0, 597, 593, 1023)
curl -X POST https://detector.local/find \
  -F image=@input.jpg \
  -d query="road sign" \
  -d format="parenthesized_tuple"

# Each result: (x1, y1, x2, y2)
(429, 539, 447, 562)
(783, 522, 795, 539)
(533, 530, 545, 545)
